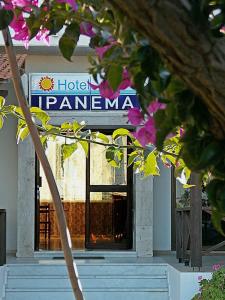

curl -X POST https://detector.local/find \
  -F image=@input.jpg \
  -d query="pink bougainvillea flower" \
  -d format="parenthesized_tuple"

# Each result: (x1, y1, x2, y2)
(119, 69, 132, 90)
(95, 39, 117, 60)
(10, 14, 30, 48)
(80, 22, 95, 37)
(212, 264, 221, 271)
(2, 0, 13, 9)
(144, 117, 155, 131)
(57, 0, 78, 11)
(95, 44, 114, 60)
(10, 13, 49, 48)
(89, 81, 120, 99)
(166, 132, 176, 140)
(89, 68, 131, 99)
(148, 99, 167, 115)
(179, 127, 185, 137)
(4, 0, 38, 9)
(133, 126, 155, 147)
(198, 276, 203, 281)
(133, 117, 157, 146)
(13, 0, 38, 7)
(220, 26, 225, 34)
(128, 108, 144, 126)
(35, 28, 50, 45)
(10, 14, 25, 32)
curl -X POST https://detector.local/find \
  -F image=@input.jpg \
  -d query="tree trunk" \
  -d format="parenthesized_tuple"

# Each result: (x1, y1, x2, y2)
(108, 0, 225, 138)
(2, 28, 84, 300)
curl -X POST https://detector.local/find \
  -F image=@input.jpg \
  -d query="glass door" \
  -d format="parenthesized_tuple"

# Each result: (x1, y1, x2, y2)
(36, 136, 86, 251)
(35, 132, 133, 251)
(85, 134, 133, 249)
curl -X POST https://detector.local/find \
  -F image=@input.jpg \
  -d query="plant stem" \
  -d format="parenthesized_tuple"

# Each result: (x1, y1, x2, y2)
(2, 28, 84, 300)
(11, 110, 144, 149)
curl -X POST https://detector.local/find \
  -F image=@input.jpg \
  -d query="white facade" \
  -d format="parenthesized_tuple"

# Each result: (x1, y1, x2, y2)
(0, 34, 172, 257)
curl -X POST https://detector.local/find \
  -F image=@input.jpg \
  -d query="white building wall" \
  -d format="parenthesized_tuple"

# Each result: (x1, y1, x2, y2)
(168, 265, 212, 300)
(153, 163, 171, 251)
(25, 55, 90, 73)
(0, 82, 18, 253)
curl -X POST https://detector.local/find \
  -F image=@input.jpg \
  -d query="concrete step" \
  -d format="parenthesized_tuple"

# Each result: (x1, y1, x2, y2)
(5, 288, 169, 300)
(5, 263, 169, 300)
(7, 275, 168, 289)
(7, 263, 168, 276)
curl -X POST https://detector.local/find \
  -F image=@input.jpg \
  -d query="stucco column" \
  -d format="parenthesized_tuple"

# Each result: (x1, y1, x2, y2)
(17, 137, 35, 257)
(135, 174, 153, 256)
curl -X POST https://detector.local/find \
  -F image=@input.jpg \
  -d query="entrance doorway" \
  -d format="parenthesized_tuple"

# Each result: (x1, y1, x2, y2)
(35, 132, 133, 251)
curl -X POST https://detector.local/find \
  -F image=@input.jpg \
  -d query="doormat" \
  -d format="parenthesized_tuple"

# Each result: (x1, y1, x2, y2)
(53, 256, 105, 260)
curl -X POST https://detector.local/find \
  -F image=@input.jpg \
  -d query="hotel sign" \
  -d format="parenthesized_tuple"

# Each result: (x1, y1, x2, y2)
(29, 73, 139, 111)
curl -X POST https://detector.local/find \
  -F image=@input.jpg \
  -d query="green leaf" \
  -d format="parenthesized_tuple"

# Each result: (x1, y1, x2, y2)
(61, 122, 72, 130)
(211, 208, 225, 237)
(107, 64, 123, 91)
(115, 149, 124, 162)
(15, 107, 24, 117)
(0, 115, 4, 129)
(79, 141, 89, 157)
(128, 151, 138, 166)
(133, 160, 144, 173)
(40, 135, 48, 147)
(106, 147, 119, 167)
(206, 179, 220, 205)
(65, 22, 80, 38)
(97, 132, 109, 143)
(108, 160, 119, 167)
(164, 154, 176, 165)
(0, 96, 5, 109)
(206, 179, 225, 212)
(197, 142, 221, 169)
(59, 35, 76, 61)
(72, 121, 83, 133)
(26, 16, 41, 40)
(59, 23, 80, 61)
(0, 9, 14, 30)
(176, 167, 191, 185)
(144, 151, 159, 176)
(62, 143, 77, 160)
(112, 128, 130, 140)
(18, 127, 30, 142)
(183, 183, 195, 189)
(3, 105, 15, 113)
(47, 16, 65, 36)
(30, 107, 50, 126)
(46, 126, 61, 136)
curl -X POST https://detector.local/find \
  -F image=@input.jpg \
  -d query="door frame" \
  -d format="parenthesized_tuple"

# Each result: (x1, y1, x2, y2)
(34, 127, 133, 251)
(85, 129, 133, 249)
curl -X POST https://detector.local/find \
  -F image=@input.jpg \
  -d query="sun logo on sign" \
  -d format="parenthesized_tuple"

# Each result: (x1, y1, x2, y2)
(39, 76, 54, 91)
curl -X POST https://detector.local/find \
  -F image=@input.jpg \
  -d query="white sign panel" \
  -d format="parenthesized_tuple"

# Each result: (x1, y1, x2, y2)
(29, 73, 139, 111)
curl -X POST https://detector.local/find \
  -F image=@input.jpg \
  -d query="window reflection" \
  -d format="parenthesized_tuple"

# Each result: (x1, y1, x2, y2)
(39, 137, 86, 250)
(89, 192, 128, 245)
(90, 136, 127, 185)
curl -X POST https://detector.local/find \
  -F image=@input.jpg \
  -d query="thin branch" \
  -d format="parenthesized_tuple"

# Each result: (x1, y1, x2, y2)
(5, 109, 180, 157)
(2, 28, 84, 300)
(11, 110, 144, 149)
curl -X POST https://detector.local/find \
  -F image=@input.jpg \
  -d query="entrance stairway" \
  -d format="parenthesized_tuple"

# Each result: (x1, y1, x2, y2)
(5, 262, 169, 300)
